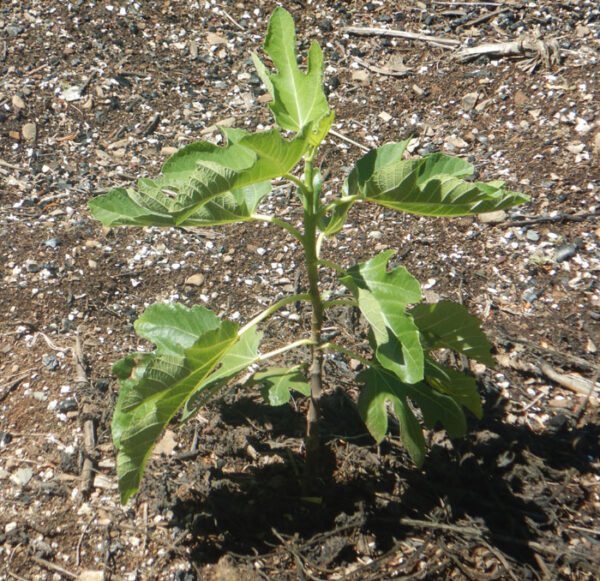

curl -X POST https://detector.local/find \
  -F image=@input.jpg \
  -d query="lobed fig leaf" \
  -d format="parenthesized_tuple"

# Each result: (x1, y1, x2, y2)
(251, 6, 330, 133)
(340, 251, 423, 384)
(254, 367, 310, 406)
(410, 301, 494, 367)
(111, 304, 244, 503)
(180, 327, 262, 423)
(358, 366, 468, 465)
(346, 142, 529, 216)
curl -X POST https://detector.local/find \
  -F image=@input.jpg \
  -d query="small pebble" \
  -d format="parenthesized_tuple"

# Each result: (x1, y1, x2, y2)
(58, 398, 78, 413)
(42, 354, 59, 371)
(525, 230, 540, 242)
(522, 287, 541, 303)
(555, 243, 578, 262)
(43, 238, 61, 249)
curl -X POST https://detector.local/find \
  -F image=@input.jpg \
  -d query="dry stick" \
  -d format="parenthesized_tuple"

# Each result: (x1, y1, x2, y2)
(455, 37, 560, 65)
(499, 210, 600, 227)
(0, 159, 23, 170)
(329, 129, 370, 152)
(496, 353, 599, 397)
(0, 372, 31, 403)
(73, 337, 97, 495)
(462, 7, 509, 28)
(398, 517, 593, 561)
(481, 540, 520, 581)
(491, 331, 596, 371)
(432, 1, 503, 5)
(218, 5, 246, 31)
(537, 361, 599, 397)
(81, 408, 97, 495)
(31, 556, 77, 580)
(534, 553, 552, 580)
(341, 26, 460, 48)
(353, 56, 411, 77)
(76, 515, 96, 567)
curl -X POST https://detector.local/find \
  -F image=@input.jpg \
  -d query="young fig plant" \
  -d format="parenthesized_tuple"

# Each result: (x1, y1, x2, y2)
(89, 7, 529, 504)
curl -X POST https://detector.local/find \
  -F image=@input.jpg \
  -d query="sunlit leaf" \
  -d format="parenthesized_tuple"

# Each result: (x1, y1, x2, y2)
(251, 7, 330, 132)
(347, 144, 529, 217)
(340, 251, 423, 383)
(111, 304, 241, 503)
(180, 327, 263, 422)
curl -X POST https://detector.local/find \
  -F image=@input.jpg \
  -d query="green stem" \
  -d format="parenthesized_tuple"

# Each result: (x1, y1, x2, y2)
(317, 259, 346, 275)
(285, 172, 309, 195)
(300, 148, 325, 483)
(322, 298, 357, 309)
(238, 293, 311, 336)
(252, 213, 303, 242)
(321, 194, 360, 214)
(257, 339, 313, 363)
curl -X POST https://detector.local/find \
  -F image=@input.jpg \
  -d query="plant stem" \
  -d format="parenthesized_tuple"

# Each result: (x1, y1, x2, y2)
(322, 298, 357, 309)
(257, 339, 313, 363)
(252, 214, 303, 242)
(301, 148, 325, 482)
(238, 293, 311, 336)
(318, 259, 346, 274)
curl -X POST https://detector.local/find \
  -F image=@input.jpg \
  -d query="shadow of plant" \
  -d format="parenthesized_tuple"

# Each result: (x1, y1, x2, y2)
(164, 387, 597, 569)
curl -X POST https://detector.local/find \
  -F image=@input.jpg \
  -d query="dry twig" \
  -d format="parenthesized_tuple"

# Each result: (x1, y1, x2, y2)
(342, 26, 460, 48)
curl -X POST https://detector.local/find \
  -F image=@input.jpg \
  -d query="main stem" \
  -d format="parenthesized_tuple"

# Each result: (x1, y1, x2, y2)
(301, 152, 324, 481)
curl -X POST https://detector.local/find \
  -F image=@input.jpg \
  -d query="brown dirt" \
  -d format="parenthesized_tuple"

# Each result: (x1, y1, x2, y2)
(1, 1, 599, 579)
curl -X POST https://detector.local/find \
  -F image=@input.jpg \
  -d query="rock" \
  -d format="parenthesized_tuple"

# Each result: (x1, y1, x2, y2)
(12, 94, 26, 109)
(22, 122, 36, 142)
(526, 230, 540, 242)
(513, 90, 528, 107)
(42, 354, 59, 371)
(43, 238, 61, 248)
(6, 25, 23, 38)
(555, 242, 578, 262)
(57, 398, 78, 413)
(566, 142, 586, 154)
(351, 69, 369, 82)
(444, 135, 469, 150)
(61, 86, 82, 102)
(461, 92, 479, 111)
(76, 571, 105, 581)
(206, 32, 227, 45)
(593, 130, 600, 153)
(412, 84, 425, 96)
(522, 287, 541, 303)
(153, 430, 177, 456)
(478, 210, 507, 224)
(11, 467, 33, 486)
(575, 118, 591, 135)
(185, 273, 205, 286)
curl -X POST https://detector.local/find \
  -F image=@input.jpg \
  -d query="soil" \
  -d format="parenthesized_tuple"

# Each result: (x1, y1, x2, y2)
(1, 1, 599, 579)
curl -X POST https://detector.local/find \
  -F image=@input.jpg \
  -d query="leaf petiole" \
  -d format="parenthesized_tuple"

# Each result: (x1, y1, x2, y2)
(317, 258, 346, 274)
(257, 339, 314, 363)
(252, 213, 303, 241)
(238, 293, 311, 336)
(322, 298, 357, 309)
